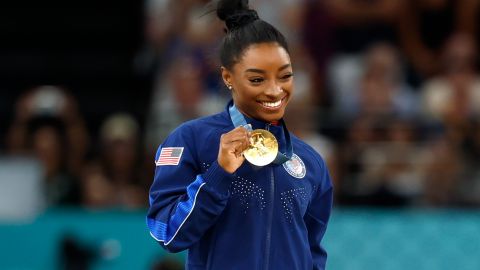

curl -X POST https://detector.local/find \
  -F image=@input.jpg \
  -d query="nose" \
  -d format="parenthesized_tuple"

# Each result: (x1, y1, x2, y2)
(264, 82, 284, 98)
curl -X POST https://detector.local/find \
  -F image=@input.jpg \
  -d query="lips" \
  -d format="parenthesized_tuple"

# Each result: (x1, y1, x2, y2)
(259, 97, 286, 110)
(262, 100, 281, 108)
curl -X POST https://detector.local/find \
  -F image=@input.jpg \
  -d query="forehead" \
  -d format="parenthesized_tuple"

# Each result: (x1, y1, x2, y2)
(236, 43, 291, 69)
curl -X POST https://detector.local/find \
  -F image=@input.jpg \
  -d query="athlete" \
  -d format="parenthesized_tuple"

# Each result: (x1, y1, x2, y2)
(147, 0, 333, 269)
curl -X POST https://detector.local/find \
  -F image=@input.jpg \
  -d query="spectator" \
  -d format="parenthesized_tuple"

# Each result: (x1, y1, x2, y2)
(332, 43, 418, 120)
(421, 33, 480, 124)
(5, 86, 88, 206)
(6, 86, 90, 178)
(144, 54, 227, 148)
(80, 113, 147, 209)
(457, 121, 480, 206)
(419, 134, 464, 206)
(27, 116, 81, 206)
(397, 0, 480, 81)
(324, 0, 402, 53)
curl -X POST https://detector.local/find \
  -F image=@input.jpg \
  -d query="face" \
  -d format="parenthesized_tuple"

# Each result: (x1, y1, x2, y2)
(33, 126, 62, 177)
(222, 42, 293, 122)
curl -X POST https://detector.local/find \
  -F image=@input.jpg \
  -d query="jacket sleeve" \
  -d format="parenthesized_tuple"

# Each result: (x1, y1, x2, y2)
(305, 157, 333, 270)
(146, 124, 233, 253)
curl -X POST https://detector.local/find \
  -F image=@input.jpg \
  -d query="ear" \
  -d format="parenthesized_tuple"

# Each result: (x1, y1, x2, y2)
(221, 66, 233, 89)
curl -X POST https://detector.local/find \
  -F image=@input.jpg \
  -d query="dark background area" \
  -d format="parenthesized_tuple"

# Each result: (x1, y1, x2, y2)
(0, 1, 145, 147)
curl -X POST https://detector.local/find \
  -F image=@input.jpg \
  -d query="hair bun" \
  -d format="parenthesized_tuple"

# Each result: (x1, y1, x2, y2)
(217, 0, 259, 31)
(224, 10, 259, 30)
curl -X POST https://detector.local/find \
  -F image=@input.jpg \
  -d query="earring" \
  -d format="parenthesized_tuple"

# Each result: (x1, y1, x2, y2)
(227, 84, 232, 90)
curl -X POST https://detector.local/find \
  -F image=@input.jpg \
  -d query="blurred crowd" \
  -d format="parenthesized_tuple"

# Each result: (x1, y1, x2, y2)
(3, 0, 480, 211)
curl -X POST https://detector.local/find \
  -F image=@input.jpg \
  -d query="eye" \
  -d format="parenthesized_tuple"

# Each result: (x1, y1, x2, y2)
(281, 73, 293, 80)
(249, 77, 264, 84)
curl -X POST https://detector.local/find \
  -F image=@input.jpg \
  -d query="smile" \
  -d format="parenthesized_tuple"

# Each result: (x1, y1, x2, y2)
(259, 97, 285, 109)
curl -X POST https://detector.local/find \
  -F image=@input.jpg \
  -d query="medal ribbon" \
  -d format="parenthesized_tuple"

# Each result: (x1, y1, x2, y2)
(229, 103, 293, 165)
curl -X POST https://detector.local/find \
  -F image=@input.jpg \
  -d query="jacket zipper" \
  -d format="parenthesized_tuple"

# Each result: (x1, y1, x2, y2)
(264, 123, 274, 270)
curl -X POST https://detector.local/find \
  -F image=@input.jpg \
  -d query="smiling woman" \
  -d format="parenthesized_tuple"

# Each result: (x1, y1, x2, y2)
(146, 0, 333, 269)
(222, 43, 293, 122)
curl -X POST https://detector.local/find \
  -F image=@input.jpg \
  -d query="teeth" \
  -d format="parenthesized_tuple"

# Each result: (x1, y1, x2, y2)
(262, 100, 282, 108)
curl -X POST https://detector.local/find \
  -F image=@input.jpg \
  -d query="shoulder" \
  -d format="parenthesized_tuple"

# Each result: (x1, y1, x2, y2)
(156, 111, 233, 164)
(190, 111, 233, 131)
(166, 111, 233, 143)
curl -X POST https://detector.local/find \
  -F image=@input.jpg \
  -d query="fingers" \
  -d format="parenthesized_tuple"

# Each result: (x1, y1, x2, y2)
(228, 126, 249, 138)
(220, 127, 251, 155)
(229, 140, 249, 157)
(218, 127, 251, 173)
(222, 137, 249, 155)
(221, 127, 250, 144)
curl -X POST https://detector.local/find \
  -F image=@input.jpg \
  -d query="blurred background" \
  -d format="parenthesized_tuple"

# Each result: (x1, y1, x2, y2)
(1, 0, 480, 269)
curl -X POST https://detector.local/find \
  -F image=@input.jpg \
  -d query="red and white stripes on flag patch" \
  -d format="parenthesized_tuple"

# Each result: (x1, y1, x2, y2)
(155, 147, 184, 166)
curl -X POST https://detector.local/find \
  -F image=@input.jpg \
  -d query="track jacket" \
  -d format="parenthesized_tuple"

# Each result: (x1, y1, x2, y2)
(147, 102, 333, 270)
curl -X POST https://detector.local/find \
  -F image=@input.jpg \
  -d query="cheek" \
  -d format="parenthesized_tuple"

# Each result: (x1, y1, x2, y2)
(284, 79, 294, 91)
(233, 83, 260, 101)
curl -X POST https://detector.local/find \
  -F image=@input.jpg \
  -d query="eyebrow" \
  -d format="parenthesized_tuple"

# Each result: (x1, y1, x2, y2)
(244, 64, 292, 74)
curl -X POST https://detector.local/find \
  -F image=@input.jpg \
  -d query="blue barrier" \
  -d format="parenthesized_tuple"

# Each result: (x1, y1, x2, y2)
(324, 208, 480, 270)
(0, 208, 479, 270)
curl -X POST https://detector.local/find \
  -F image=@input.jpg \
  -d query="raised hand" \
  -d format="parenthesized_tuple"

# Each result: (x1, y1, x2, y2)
(218, 126, 250, 173)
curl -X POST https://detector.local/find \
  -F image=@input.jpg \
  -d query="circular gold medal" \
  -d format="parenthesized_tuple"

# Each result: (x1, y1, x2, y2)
(243, 129, 278, 166)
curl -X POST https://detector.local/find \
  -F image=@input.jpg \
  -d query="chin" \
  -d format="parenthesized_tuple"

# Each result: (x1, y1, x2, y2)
(258, 111, 285, 123)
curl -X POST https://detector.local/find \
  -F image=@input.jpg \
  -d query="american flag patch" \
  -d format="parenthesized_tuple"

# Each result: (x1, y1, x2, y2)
(155, 147, 184, 166)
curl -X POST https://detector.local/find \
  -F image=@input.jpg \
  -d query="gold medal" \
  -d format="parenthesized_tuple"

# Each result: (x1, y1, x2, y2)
(243, 129, 278, 166)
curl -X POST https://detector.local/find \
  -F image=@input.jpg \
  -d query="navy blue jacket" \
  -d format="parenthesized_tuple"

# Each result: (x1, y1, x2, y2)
(147, 104, 333, 270)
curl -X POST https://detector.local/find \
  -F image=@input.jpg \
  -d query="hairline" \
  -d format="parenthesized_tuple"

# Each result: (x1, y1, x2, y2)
(223, 41, 290, 72)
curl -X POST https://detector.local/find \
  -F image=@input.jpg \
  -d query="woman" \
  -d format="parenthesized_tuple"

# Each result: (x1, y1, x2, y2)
(147, 0, 333, 269)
